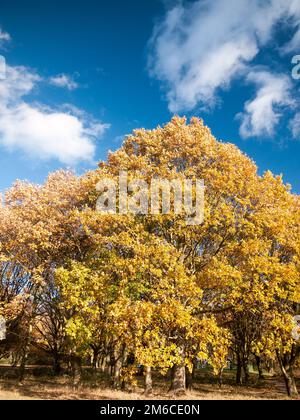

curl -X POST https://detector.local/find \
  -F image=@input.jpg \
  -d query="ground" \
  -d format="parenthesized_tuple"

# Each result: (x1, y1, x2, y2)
(0, 366, 299, 400)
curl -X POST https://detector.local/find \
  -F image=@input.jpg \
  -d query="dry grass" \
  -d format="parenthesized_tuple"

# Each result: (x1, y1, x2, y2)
(0, 367, 298, 400)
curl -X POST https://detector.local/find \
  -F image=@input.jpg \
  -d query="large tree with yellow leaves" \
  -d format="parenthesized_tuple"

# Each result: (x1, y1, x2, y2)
(0, 117, 299, 396)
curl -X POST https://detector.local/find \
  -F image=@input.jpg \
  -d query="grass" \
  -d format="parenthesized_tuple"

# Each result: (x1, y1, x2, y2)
(0, 366, 299, 400)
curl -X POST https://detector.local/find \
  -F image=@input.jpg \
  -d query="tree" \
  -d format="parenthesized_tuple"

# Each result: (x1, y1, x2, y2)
(1, 116, 299, 398)
(0, 171, 94, 377)
(56, 117, 264, 394)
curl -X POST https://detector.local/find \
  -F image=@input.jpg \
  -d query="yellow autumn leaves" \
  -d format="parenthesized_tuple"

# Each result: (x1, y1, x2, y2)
(0, 117, 299, 395)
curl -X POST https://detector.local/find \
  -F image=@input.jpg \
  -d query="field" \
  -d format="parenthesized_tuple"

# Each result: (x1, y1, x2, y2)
(0, 366, 299, 400)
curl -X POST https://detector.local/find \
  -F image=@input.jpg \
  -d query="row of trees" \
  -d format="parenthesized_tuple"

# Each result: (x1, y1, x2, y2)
(0, 117, 299, 396)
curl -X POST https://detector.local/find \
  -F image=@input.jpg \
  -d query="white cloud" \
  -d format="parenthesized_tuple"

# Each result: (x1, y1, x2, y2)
(0, 104, 104, 164)
(0, 27, 11, 46)
(149, 0, 300, 112)
(49, 73, 79, 90)
(281, 0, 300, 53)
(284, 30, 300, 54)
(289, 112, 300, 139)
(238, 71, 294, 138)
(0, 66, 41, 101)
(0, 65, 109, 164)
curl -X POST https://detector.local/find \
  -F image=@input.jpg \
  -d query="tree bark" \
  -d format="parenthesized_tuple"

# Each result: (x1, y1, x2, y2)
(70, 355, 82, 387)
(92, 348, 99, 371)
(277, 352, 298, 398)
(185, 359, 197, 391)
(18, 328, 31, 382)
(217, 369, 224, 388)
(144, 366, 153, 395)
(170, 347, 186, 396)
(52, 352, 61, 375)
(242, 357, 250, 384)
(113, 352, 122, 389)
(236, 353, 243, 386)
(282, 371, 298, 398)
(18, 350, 27, 383)
(255, 355, 264, 380)
(185, 367, 193, 391)
(99, 356, 105, 372)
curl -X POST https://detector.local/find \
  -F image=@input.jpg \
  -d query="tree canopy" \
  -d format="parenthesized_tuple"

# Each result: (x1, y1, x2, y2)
(0, 117, 299, 396)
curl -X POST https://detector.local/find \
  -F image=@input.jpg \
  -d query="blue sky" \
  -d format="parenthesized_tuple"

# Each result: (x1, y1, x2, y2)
(0, 0, 300, 193)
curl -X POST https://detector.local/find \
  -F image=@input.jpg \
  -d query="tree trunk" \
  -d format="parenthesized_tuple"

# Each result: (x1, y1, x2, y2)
(18, 351, 27, 383)
(18, 329, 30, 382)
(185, 359, 197, 391)
(52, 352, 61, 375)
(217, 369, 224, 388)
(120, 348, 129, 391)
(144, 366, 153, 395)
(277, 353, 298, 398)
(170, 347, 186, 396)
(185, 367, 193, 391)
(236, 353, 243, 386)
(255, 355, 264, 380)
(242, 358, 250, 384)
(99, 356, 105, 372)
(282, 371, 298, 398)
(113, 353, 122, 389)
(70, 355, 82, 388)
(171, 365, 186, 396)
(92, 348, 99, 371)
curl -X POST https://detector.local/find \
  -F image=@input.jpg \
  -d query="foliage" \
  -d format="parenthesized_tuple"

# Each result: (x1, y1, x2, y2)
(0, 117, 299, 396)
